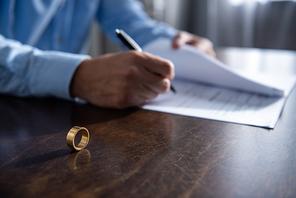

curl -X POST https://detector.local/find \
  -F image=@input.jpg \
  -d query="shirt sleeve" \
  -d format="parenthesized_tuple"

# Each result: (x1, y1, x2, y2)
(96, 0, 179, 48)
(0, 34, 90, 100)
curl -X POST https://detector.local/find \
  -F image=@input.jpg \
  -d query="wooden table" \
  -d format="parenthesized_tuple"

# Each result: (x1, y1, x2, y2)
(1, 48, 296, 198)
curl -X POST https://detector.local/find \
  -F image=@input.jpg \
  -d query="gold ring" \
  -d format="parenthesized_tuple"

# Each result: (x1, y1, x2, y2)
(66, 126, 90, 151)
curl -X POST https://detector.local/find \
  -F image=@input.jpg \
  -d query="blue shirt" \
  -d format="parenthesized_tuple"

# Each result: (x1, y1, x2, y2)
(0, 0, 178, 100)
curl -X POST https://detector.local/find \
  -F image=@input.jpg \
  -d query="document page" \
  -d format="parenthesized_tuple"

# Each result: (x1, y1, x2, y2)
(144, 38, 284, 97)
(142, 38, 296, 128)
(143, 79, 291, 128)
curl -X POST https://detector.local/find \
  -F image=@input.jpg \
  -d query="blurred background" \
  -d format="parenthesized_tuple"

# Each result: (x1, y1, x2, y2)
(88, 0, 296, 57)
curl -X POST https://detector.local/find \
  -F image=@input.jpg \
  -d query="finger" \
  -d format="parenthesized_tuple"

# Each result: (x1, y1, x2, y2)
(129, 76, 160, 99)
(172, 36, 182, 48)
(108, 87, 146, 108)
(126, 95, 147, 107)
(139, 52, 175, 80)
(119, 95, 147, 108)
(196, 39, 216, 57)
(140, 84, 159, 99)
(118, 86, 156, 108)
(207, 48, 216, 57)
(172, 32, 189, 48)
(173, 32, 216, 57)
(124, 62, 171, 94)
(138, 66, 171, 93)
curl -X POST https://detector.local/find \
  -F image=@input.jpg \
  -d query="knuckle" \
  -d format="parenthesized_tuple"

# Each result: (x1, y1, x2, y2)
(163, 59, 175, 78)
(126, 50, 142, 62)
(164, 79, 171, 92)
(163, 60, 172, 71)
(123, 66, 139, 79)
(159, 79, 170, 93)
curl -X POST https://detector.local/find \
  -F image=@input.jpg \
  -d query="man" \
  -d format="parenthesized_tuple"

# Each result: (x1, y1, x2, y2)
(0, 0, 215, 109)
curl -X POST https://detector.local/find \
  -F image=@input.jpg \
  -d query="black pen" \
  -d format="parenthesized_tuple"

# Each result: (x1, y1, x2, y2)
(115, 29, 176, 93)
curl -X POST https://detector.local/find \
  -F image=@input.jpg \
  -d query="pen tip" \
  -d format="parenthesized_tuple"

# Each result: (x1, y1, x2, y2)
(171, 86, 177, 93)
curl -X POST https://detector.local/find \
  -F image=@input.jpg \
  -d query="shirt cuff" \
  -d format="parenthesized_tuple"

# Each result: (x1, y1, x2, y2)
(29, 50, 91, 100)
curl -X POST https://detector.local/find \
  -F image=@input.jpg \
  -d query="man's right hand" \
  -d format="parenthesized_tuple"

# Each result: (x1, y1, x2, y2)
(70, 51, 174, 109)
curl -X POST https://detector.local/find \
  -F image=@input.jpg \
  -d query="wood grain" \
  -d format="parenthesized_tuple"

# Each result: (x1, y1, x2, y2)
(0, 48, 296, 198)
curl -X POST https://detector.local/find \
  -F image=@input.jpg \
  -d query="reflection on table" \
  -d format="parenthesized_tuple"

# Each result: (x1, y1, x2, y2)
(0, 48, 296, 198)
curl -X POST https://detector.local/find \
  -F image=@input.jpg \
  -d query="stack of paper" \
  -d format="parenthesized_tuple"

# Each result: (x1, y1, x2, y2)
(142, 38, 296, 128)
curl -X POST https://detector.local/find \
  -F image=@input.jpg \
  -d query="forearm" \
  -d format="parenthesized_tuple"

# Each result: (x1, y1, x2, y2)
(0, 35, 90, 100)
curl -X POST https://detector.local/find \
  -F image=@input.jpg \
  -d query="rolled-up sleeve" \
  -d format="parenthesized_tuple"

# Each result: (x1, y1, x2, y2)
(0, 35, 90, 100)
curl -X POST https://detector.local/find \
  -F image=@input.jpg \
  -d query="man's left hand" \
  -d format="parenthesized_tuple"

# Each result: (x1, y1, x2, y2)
(172, 31, 216, 57)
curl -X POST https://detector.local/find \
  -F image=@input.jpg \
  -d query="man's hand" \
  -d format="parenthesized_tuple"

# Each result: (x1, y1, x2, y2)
(70, 51, 174, 109)
(172, 31, 216, 57)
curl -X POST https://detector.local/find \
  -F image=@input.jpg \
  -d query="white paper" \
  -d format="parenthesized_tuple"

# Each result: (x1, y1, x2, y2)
(144, 38, 284, 97)
(143, 79, 294, 128)
(142, 38, 296, 128)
